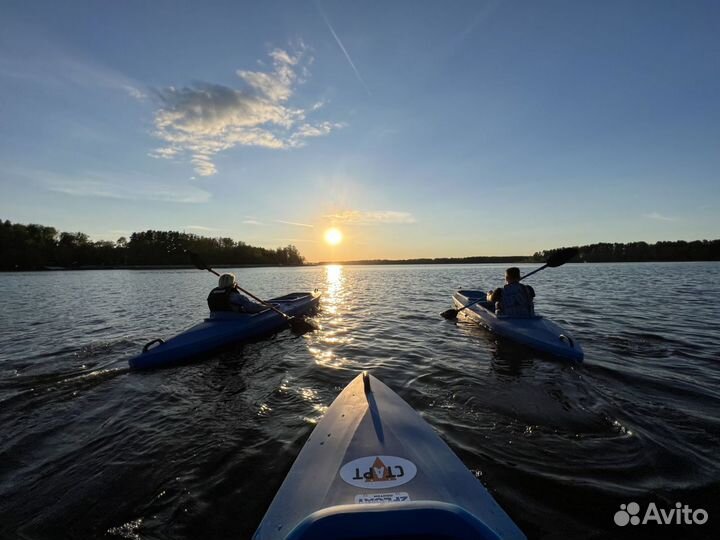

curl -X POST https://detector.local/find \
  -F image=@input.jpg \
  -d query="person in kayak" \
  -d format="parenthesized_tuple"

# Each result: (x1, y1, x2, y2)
(207, 273, 266, 313)
(487, 267, 535, 317)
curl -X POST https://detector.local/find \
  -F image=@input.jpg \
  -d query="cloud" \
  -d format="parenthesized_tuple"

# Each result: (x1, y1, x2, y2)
(643, 212, 679, 222)
(324, 210, 416, 224)
(288, 121, 344, 146)
(275, 220, 315, 228)
(49, 177, 210, 203)
(273, 238, 320, 243)
(244, 218, 315, 227)
(237, 47, 300, 102)
(183, 225, 219, 231)
(13, 168, 211, 203)
(0, 25, 145, 100)
(150, 45, 343, 176)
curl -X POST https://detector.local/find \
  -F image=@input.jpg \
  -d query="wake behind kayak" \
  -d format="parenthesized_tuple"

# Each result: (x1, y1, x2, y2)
(254, 372, 526, 540)
(128, 291, 320, 370)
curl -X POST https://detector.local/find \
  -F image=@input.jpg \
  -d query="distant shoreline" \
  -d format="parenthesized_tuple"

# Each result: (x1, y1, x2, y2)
(315, 259, 720, 265)
(4, 263, 315, 272)
(3, 222, 718, 270)
(315, 257, 530, 265)
(5, 258, 718, 272)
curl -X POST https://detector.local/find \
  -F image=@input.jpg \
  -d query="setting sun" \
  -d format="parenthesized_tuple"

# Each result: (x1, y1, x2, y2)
(324, 228, 343, 246)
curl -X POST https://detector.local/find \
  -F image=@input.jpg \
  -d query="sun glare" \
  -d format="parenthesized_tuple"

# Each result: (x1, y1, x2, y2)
(324, 228, 343, 246)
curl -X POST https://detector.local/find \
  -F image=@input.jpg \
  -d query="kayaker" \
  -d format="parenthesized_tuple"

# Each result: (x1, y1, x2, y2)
(487, 267, 535, 317)
(207, 273, 266, 313)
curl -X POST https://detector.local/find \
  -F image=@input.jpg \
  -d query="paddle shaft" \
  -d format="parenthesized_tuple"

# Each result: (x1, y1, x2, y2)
(203, 267, 294, 321)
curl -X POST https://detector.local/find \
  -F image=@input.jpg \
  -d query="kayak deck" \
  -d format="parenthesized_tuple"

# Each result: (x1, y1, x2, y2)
(128, 291, 320, 370)
(254, 373, 526, 540)
(453, 290, 583, 362)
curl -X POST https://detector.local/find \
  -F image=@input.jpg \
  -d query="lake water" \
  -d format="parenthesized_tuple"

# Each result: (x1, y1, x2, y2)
(1, 263, 719, 539)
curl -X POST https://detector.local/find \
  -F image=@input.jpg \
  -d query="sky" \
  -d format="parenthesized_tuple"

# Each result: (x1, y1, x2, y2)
(1, 0, 718, 262)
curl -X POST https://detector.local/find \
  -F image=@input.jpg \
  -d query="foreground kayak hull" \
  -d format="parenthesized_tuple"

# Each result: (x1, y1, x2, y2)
(453, 290, 583, 362)
(128, 292, 320, 370)
(254, 373, 526, 540)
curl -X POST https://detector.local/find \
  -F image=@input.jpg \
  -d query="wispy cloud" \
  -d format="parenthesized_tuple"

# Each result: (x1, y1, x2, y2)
(315, 1, 371, 95)
(149, 44, 343, 176)
(10, 168, 211, 204)
(273, 238, 320, 243)
(643, 212, 679, 222)
(0, 25, 145, 100)
(324, 210, 416, 224)
(243, 219, 263, 225)
(183, 225, 219, 232)
(50, 177, 209, 203)
(275, 220, 315, 228)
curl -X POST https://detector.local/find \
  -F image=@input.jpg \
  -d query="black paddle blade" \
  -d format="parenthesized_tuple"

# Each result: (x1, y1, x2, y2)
(187, 250, 209, 271)
(289, 317, 318, 334)
(440, 308, 459, 319)
(545, 247, 579, 268)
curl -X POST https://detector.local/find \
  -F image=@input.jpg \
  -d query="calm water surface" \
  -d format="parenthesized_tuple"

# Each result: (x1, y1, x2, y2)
(1, 263, 719, 539)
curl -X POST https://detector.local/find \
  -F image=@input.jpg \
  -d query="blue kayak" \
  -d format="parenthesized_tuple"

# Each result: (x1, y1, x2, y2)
(254, 372, 526, 540)
(128, 292, 320, 370)
(453, 290, 583, 362)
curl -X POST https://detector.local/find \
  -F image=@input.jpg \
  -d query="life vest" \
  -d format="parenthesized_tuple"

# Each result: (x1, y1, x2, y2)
(496, 282, 535, 317)
(207, 286, 239, 312)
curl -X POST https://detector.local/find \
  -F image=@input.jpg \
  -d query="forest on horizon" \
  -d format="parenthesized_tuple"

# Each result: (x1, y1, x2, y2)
(1, 219, 718, 271)
(0, 220, 305, 270)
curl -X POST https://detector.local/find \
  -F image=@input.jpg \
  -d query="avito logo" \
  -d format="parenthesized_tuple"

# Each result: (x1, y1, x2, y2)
(614, 502, 708, 526)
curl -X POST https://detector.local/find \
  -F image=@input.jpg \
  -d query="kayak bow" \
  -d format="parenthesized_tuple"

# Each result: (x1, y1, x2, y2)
(254, 372, 526, 540)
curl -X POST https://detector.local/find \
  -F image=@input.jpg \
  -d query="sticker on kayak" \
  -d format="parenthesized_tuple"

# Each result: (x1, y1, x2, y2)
(354, 492, 411, 504)
(339, 456, 417, 489)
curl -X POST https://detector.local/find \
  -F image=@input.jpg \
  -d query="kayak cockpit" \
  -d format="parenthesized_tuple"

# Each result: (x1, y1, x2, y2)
(455, 290, 542, 320)
(205, 292, 316, 321)
(284, 502, 503, 540)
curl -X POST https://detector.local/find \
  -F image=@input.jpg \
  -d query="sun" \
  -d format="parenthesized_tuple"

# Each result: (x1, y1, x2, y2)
(324, 228, 343, 246)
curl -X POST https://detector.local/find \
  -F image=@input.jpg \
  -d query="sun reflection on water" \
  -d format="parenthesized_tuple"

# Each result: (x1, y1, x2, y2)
(307, 265, 353, 369)
(325, 264, 343, 312)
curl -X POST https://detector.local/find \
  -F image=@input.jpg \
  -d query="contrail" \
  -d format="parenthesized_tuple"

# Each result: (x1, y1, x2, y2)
(315, 1, 371, 95)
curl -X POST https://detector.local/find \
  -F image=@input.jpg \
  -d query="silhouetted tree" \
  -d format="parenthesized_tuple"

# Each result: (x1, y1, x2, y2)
(0, 220, 306, 270)
(533, 240, 720, 263)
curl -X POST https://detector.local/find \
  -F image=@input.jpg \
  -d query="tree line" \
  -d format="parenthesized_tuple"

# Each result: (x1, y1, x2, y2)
(0, 220, 305, 270)
(534, 240, 720, 263)
(329, 256, 528, 265)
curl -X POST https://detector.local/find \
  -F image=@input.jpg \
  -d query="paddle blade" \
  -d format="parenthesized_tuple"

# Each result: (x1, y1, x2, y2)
(441, 308, 459, 319)
(545, 247, 579, 268)
(289, 317, 318, 334)
(187, 250, 209, 271)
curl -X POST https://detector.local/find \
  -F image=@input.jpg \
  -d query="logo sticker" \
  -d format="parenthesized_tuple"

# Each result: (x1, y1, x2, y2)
(355, 492, 411, 504)
(340, 456, 417, 489)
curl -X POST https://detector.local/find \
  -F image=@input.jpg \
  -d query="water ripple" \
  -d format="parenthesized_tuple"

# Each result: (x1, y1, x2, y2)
(0, 263, 719, 539)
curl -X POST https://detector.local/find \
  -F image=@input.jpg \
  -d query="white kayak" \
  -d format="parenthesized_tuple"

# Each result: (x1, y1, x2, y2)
(453, 290, 584, 362)
(254, 372, 526, 540)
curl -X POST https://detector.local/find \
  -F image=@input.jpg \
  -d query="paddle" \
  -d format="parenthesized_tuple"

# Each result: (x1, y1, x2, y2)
(440, 247, 579, 320)
(187, 251, 317, 334)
